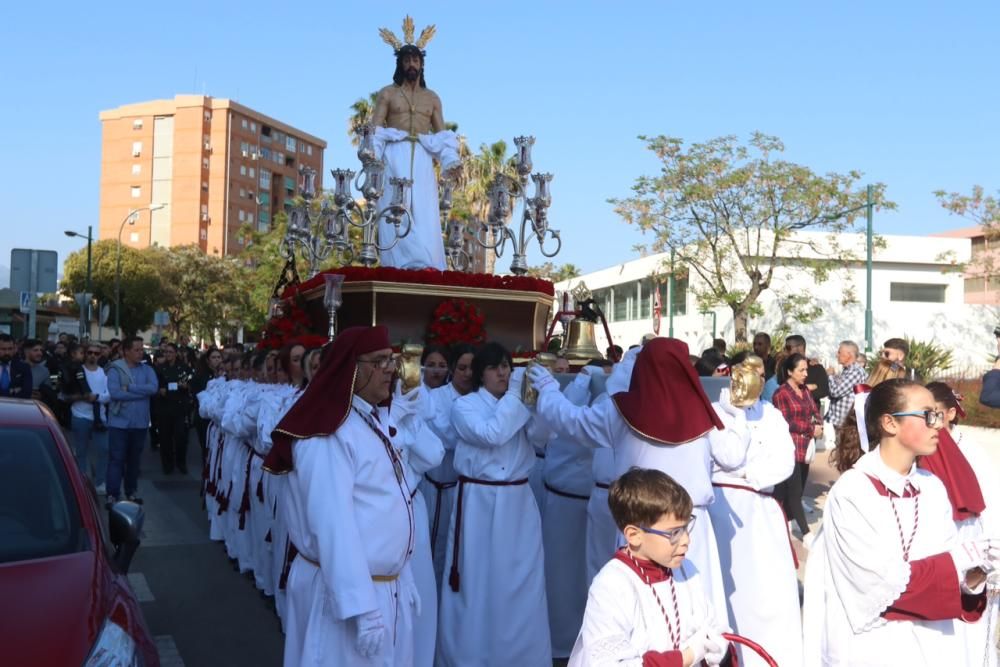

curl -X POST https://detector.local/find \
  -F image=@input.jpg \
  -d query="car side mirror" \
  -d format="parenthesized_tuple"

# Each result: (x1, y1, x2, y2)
(109, 501, 144, 573)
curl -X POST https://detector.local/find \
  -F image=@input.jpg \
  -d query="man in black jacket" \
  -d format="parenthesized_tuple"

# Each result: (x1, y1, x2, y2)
(0, 334, 33, 399)
(981, 336, 1000, 409)
(155, 343, 193, 474)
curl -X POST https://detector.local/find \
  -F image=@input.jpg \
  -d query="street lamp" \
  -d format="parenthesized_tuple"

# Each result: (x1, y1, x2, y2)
(64, 226, 93, 339)
(115, 204, 166, 335)
(825, 185, 875, 352)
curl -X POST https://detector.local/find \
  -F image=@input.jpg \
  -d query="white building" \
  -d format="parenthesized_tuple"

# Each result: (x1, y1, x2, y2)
(555, 230, 998, 373)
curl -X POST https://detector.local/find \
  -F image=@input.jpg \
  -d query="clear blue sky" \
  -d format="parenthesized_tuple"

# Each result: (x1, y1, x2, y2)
(2, 1, 998, 285)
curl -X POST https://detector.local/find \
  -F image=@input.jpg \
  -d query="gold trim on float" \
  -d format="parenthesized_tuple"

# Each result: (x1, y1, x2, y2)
(299, 280, 555, 305)
(611, 399, 712, 445)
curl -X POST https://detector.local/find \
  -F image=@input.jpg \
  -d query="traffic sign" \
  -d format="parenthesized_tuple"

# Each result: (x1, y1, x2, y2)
(19, 291, 31, 314)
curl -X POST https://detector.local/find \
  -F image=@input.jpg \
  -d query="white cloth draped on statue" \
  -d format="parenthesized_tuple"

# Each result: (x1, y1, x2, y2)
(373, 127, 460, 270)
(708, 400, 801, 667)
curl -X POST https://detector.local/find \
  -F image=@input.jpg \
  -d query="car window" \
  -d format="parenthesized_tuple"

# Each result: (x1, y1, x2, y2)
(0, 427, 86, 564)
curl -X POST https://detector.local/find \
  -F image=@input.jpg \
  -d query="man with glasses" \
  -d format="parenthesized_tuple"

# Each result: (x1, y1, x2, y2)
(64, 342, 111, 493)
(264, 326, 442, 666)
(106, 336, 160, 505)
(981, 335, 1000, 408)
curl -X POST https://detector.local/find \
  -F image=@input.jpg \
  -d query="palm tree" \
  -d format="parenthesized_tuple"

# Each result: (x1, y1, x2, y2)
(347, 92, 379, 146)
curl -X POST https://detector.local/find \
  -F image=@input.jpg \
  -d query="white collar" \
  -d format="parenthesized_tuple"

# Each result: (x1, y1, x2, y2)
(858, 446, 921, 496)
(351, 394, 376, 415)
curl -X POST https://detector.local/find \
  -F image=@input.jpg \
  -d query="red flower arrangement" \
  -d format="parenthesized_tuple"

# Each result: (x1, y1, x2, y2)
(427, 299, 487, 347)
(282, 266, 555, 299)
(258, 295, 326, 351)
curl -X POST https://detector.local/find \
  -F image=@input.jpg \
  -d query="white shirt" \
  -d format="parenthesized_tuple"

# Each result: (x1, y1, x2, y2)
(71, 366, 110, 422)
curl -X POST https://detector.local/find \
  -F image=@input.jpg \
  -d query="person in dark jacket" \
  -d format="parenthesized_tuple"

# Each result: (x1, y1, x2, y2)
(155, 343, 194, 474)
(981, 338, 1000, 408)
(0, 334, 33, 399)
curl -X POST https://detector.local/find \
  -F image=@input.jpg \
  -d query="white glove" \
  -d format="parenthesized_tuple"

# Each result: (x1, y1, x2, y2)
(354, 610, 385, 658)
(528, 364, 558, 394)
(703, 627, 727, 666)
(717, 388, 743, 418)
(950, 538, 999, 574)
(391, 382, 423, 420)
(508, 367, 524, 396)
(682, 632, 708, 666)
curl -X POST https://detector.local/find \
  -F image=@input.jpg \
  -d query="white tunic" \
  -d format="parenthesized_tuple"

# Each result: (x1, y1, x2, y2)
(709, 400, 800, 667)
(281, 395, 418, 667)
(568, 556, 725, 666)
(952, 426, 1000, 667)
(419, 382, 463, 584)
(535, 387, 747, 620)
(373, 127, 460, 271)
(437, 386, 552, 667)
(802, 448, 969, 667)
(542, 371, 596, 658)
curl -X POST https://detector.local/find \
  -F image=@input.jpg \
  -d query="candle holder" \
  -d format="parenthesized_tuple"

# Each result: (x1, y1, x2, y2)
(323, 273, 345, 341)
(395, 343, 424, 393)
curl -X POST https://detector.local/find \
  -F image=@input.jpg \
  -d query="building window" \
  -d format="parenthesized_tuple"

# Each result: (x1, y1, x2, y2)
(202, 181, 209, 191)
(258, 210, 270, 225)
(286, 136, 297, 152)
(657, 278, 688, 316)
(202, 157, 210, 169)
(250, 121, 256, 133)
(261, 147, 271, 161)
(258, 192, 270, 205)
(240, 141, 249, 155)
(201, 204, 208, 215)
(890, 283, 947, 303)
(284, 176, 295, 194)
(130, 186, 141, 198)
(248, 167, 255, 178)
(240, 165, 247, 176)
(131, 164, 141, 175)
(132, 119, 143, 130)
(131, 141, 142, 157)
(200, 228, 208, 240)
(204, 110, 212, 121)
(260, 169, 271, 188)
(306, 145, 313, 156)
(238, 210, 246, 222)
(242, 118, 248, 129)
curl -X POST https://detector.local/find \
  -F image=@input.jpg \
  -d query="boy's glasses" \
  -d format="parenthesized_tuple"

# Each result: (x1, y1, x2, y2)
(890, 410, 944, 428)
(639, 515, 697, 545)
(357, 356, 395, 370)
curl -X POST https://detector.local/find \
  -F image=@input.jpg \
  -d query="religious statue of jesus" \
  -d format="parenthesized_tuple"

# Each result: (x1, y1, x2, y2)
(370, 17, 461, 271)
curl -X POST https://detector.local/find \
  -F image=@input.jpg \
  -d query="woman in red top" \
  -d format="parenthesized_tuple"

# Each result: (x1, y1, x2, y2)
(772, 353, 823, 545)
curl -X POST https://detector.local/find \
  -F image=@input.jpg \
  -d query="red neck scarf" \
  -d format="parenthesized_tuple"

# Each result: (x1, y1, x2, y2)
(264, 326, 391, 474)
(918, 426, 985, 521)
(613, 547, 673, 583)
(612, 338, 723, 444)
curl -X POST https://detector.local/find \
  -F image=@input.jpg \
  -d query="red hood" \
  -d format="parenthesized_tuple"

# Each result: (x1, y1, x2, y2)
(0, 551, 105, 665)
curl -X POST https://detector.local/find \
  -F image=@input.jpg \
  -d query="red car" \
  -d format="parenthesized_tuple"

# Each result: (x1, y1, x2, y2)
(0, 398, 159, 666)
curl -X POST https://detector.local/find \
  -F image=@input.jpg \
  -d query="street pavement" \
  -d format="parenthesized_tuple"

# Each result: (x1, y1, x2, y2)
(126, 432, 284, 667)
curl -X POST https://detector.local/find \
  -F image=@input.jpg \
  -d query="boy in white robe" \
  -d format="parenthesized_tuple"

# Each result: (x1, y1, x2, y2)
(570, 467, 729, 667)
(802, 379, 998, 667)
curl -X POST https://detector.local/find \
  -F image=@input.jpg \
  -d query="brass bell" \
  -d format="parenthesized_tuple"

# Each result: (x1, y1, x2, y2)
(561, 319, 603, 360)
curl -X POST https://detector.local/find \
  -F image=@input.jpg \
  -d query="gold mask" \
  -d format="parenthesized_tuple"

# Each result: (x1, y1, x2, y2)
(730, 355, 765, 407)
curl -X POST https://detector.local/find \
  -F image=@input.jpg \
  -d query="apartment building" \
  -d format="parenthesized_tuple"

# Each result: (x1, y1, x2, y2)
(98, 95, 326, 255)
(933, 225, 1000, 305)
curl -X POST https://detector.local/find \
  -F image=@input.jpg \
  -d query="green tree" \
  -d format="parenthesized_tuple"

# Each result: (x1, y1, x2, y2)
(933, 185, 1000, 282)
(610, 133, 894, 342)
(348, 92, 379, 145)
(149, 245, 253, 342)
(60, 240, 166, 336)
(527, 262, 582, 283)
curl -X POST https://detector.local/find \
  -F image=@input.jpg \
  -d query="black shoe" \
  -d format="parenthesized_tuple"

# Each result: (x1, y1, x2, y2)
(126, 495, 143, 505)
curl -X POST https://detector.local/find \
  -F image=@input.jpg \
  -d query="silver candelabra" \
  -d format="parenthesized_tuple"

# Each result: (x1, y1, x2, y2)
(440, 135, 561, 275)
(281, 124, 414, 275)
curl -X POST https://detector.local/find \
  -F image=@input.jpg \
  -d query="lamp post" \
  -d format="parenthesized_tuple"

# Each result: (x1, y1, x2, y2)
(64, 226, 93, 338)
(825, 185, 876, 352)
(115, 204, 166, 335)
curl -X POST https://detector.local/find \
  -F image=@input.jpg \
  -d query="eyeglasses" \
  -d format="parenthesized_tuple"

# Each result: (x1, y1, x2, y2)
(639, 515, 697, 545)
(890, 410, 945, 428)
(357, 356, 395, 370)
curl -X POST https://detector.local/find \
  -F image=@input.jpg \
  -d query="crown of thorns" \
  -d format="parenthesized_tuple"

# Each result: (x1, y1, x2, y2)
(379, 15, 436, 56)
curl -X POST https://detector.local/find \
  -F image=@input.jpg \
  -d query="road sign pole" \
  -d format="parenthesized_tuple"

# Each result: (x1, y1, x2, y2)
(27, 251, 38, 339)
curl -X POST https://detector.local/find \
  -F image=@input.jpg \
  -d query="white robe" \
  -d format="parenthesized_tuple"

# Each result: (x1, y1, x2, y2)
(258, 384, 303, 628)
(535, 387, 746, 620)
(198, 376, 228, 533)
(952, 426, 1000, 667)
(420, 383, 463, 584)
(384, 389, 445, 667)
(373, 127, 460, 270)
(280, 395, 419, 667)
(568, 556, 726, 666)
(220, 380, 251, 564)
(437, 386, 552, 667)
(542, 371, 596, 658)
(802, 448, 971, 667)
(709, 401, 801, 667)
